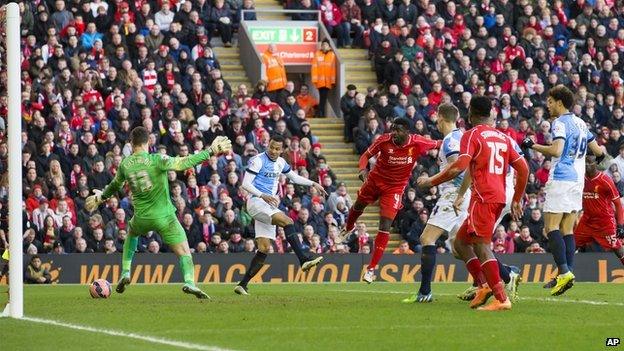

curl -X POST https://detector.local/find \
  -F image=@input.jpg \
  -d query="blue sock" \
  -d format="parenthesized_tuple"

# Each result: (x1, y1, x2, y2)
(498, 261, 511, 284)
(284, 224, 310, 264)
(547, 230, 569, 274)
(563, 235, 575, 272)
(419, 245, 436, 295)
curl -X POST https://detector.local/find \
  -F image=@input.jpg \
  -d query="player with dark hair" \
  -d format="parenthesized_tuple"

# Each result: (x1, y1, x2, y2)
(575, 153, 624, 263)
(521, 84, 604, 295)
(85, 127, 232, 299)
(419, 96, 529, 311)
(235, 134, 327, 295)
(340, 117, 441, 283)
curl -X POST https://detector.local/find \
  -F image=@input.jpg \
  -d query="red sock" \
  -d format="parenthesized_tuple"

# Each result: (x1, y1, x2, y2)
(367, 231, 389, 270)
(482, 259, 507, 302)
(465, 257, 485, 287)
(345, 208, 363, 232)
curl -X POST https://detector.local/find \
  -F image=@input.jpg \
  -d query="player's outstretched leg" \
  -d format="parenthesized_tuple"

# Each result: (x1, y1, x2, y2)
(116, 234, 138, 294)
(285, 224, 323, 271)
(340, 202, 366, 240)
(236, 239, 270, 295)
(273, 212, 323, 271)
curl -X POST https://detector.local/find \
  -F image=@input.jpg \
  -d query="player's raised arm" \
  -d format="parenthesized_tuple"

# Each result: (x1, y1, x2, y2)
(522, 120, 565, 158)
(285, 170, 328, 196)
(159, 136, 232, 171)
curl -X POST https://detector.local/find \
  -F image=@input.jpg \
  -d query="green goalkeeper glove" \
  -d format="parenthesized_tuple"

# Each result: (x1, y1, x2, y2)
(209, 136, 232, 156)
(85, 189, 103, 212)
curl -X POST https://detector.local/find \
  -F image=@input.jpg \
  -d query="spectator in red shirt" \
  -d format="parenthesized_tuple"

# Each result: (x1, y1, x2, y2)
(501, 69, 527, 94)
(427, 81, 444, 107)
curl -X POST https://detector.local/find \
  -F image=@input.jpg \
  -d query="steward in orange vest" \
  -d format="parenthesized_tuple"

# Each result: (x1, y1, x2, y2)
(311, 39, 337, 117)
(262, 44, 287, 92)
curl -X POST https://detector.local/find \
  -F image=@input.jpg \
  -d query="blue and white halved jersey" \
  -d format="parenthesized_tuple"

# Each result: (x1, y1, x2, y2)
(550, 113, 594, 183)
(246, 152, 291, 196)
(438, 129, 465, 192)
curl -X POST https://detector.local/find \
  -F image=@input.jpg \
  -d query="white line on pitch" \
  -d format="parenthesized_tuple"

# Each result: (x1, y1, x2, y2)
(335, 289, 624, 306)
(19, 316, 237, 351)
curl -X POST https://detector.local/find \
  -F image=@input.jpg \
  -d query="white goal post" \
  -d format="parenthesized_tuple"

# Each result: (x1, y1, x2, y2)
(3, 2, 23, 319)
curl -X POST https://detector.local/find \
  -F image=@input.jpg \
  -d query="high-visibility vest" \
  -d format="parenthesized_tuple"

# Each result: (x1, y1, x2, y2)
(311, 50, 336, 89)
(262, 51, 287, 92)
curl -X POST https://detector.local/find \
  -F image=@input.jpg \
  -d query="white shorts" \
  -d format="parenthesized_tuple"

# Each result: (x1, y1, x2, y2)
(543, 180, 583, 213)
(247, 197, 281, 240)
(495, 186, 515, 229)
(428, 189, 470, 237)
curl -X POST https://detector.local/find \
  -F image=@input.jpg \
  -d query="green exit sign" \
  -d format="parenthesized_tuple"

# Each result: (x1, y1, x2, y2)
(249, 27, 318, 44)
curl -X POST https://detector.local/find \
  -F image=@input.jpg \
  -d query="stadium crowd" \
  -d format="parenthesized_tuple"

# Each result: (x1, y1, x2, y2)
(0, 0, 623, 261)
(321, 0, 624, 253)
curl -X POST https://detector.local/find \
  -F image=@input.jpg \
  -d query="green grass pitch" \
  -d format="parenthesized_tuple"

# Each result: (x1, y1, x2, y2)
(1, 282, 622, 351)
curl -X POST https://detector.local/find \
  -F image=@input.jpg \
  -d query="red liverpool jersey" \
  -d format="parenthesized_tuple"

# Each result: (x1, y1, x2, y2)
(362, 133, 440, 186)
(460, 124, 522, 203)
(581, 172, 620, 232)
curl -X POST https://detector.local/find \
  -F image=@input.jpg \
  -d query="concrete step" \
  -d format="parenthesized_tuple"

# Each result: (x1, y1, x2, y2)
(317, 135, 351, 143)
(345, 65, 374, 72)
(214, 47, 240, 53)
(321, 149, 355, 155)
(219, 70, 248, 77)
(348, 78, 378, 84)
(214, 52, 242, 59)
(334, 173, 359, 180)
(308, 123, 345, 130)
(220, 64, 244, 71)
(347, 72, 377, 79)
(307, 118, 344, 124)
(323, 154, 359, 161)
(328, 167, 360, 173)
(331, 160, 359, 168)
(312, 129, 343, 136)
(316, 142, 352, 149)
(337, 48, 368, 57)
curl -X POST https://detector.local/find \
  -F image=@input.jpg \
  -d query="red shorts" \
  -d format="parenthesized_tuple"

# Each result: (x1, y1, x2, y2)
(575, 221, 622, 251)
(357, 176, 405, 219)
(456, 199, 505, 244)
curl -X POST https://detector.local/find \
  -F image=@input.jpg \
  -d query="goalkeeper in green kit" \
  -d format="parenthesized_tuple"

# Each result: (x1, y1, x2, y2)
(85, 127, 232, 299)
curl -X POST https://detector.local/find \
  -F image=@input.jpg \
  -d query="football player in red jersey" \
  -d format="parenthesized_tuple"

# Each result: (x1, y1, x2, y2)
(418, 96, 529, 311)
(575, 153, 624, 263)
(341, 118, 441, 283)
